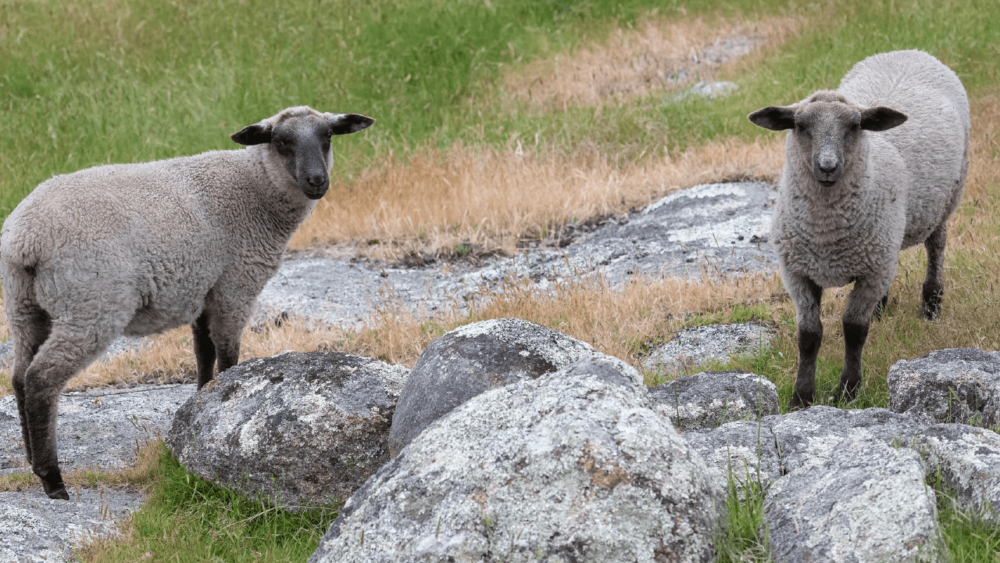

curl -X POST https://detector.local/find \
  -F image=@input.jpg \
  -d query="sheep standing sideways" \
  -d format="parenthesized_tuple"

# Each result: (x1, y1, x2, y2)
(749, 50, 969, 409)
(0, 106, 374, 499)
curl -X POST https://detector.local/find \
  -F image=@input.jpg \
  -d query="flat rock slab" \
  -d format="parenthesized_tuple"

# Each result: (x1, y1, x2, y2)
(888, 347, 1000, 426)
(256, 182, 776, 327)
(765, 434, 942, 563)
(0, 486, 143, 562)
(643, 322, 775, 374)
(0, 384, 194, 474)
(649, 370, 779, 430)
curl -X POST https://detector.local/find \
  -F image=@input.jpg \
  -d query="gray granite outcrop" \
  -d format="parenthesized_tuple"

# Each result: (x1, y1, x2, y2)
(388, 317, 635, 457)
(888, 347, 1000, 426)
(311, 357, 722, 563)
(166, 352, 408, 510)
(649, 370, 779, 430)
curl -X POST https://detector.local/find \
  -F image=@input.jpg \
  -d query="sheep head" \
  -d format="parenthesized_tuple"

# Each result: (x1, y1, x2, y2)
(748, 91, 907, 186)
(231, 107, 374, 199)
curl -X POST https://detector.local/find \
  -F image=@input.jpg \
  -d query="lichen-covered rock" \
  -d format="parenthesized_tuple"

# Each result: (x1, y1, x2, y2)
(388, 318, 636, 457)
(914, 424, 1000, 520)
(888, 348, 1000, 426)
(0, 487, 142, 562)
(1, 384, 192, 474)
(649, 370, 779, 430)
(765, 434, 943, 563)
(642, 322, 775, 374)
(310, 358, 722, 563)
(685, 406, 927, 492)
(166, 352, 408, 510)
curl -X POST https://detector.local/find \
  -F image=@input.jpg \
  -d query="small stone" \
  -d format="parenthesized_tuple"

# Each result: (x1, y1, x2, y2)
(643, 322, 775, 375)
(648, 370, 779, 430)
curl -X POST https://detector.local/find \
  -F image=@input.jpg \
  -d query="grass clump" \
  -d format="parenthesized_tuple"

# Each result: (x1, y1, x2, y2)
(77, 442, 339, 562)
(930, 474, 1000, 562)
(715, 468, 771, 563)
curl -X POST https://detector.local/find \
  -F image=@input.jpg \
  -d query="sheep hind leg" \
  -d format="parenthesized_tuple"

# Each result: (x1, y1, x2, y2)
(23, 326, 116, 499)
(922, 223, 947, 320)
(192, 309, 216, 389)
(9, 304, 52, 467)
(786, 274, 823, 410)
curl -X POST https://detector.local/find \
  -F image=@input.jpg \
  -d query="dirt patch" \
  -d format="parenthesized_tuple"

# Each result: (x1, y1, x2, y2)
(504, 15, 801, 109)
(289, 137, 784, 259)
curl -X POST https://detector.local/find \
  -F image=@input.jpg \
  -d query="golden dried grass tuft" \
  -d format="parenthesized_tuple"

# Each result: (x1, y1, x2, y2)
(504, 15, 802, 109)
(0, 438, 162, 493)
(289, 137, 784, 258)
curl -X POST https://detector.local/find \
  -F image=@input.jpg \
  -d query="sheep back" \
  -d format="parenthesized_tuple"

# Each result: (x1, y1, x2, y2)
(839, 49, 970, 249)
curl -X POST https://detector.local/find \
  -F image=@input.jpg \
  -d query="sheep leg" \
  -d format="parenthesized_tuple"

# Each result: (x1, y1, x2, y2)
(786, 274, 823, 409)
(202, 297, 252, 387)
(8, 305, 52, 467)
(192, 309, 217, 389)
(839, 278, 890, 404)
(921, 223, 947, 320)
(23, 326, 113, 499)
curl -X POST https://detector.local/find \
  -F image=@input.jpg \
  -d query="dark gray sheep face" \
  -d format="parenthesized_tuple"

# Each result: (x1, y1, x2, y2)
(748, 91, 907, 187)
(231, 106, 374, 199)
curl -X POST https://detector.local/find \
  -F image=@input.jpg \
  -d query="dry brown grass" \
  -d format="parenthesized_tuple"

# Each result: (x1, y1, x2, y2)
(504, 14, 802, 109)
(0, 438, 162, 493)
(55, 270, 781, 392)
(289, 137, 784, 258)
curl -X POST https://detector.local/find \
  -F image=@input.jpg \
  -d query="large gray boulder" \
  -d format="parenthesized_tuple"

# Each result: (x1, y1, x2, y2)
(388, 317, 635, 457)
(310, 357, 723, 563)
(764, 434, 943, 563)
(888, 348, 1000, 426)
(649, 370, 779, 430)
(166, 352, 408, 510)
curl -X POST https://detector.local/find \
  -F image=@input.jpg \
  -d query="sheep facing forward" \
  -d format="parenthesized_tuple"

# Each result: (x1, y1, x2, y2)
(749, 50, 969, 408)
(1, 106, 374, 499)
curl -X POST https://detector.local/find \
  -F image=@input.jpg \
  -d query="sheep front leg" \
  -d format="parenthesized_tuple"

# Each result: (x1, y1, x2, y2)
(840, 276, 891, 404)
(786, 273, 823, 409)
(922, 223, 947, 320)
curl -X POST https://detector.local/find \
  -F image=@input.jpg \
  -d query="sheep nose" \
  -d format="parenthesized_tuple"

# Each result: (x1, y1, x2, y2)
(818, 161, 838, 174)
(306, 174, 327, 188)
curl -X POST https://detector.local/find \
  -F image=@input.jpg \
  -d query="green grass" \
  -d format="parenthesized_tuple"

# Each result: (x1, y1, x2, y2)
(932, 474, 1000, 562)
(78, 443, 340, 562)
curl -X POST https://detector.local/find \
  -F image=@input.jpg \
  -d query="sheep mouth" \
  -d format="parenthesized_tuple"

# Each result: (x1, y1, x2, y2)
(818, 180, 837, 187)
(304, 190, 327, 200)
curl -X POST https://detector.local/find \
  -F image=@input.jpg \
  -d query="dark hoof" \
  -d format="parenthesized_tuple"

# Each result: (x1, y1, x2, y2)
(37, 468, 69, 500)
(921, 304, 941, 321)
(789, 393, 811, 411)
(45, 484, 70, 500)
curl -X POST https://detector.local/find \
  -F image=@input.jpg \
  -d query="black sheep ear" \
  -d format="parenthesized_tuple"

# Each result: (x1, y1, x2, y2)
(325, 113, 375, 136)
(748, 106, 797, 131)
(231, 123, 272, 145)
(860, 106, 908, 131)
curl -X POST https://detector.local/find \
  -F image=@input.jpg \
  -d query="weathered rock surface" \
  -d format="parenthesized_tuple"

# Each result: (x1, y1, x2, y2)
(765, 434, 942, 563)
(888, 347, 1000, 426)
(0, 336, 147, 373)
(649, 370, 779, 430)
(643, 322, 775, 374)
(0, 384, 193, 474)
(0, 341, 12, 372)
(256, 182, 776, 327)
(388, 317, 636, 457)
(166, 352, 408, 510)
(310, 357, 722, 563)
(914, 424, 1000, 520)
(0, 487, 142, 562)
